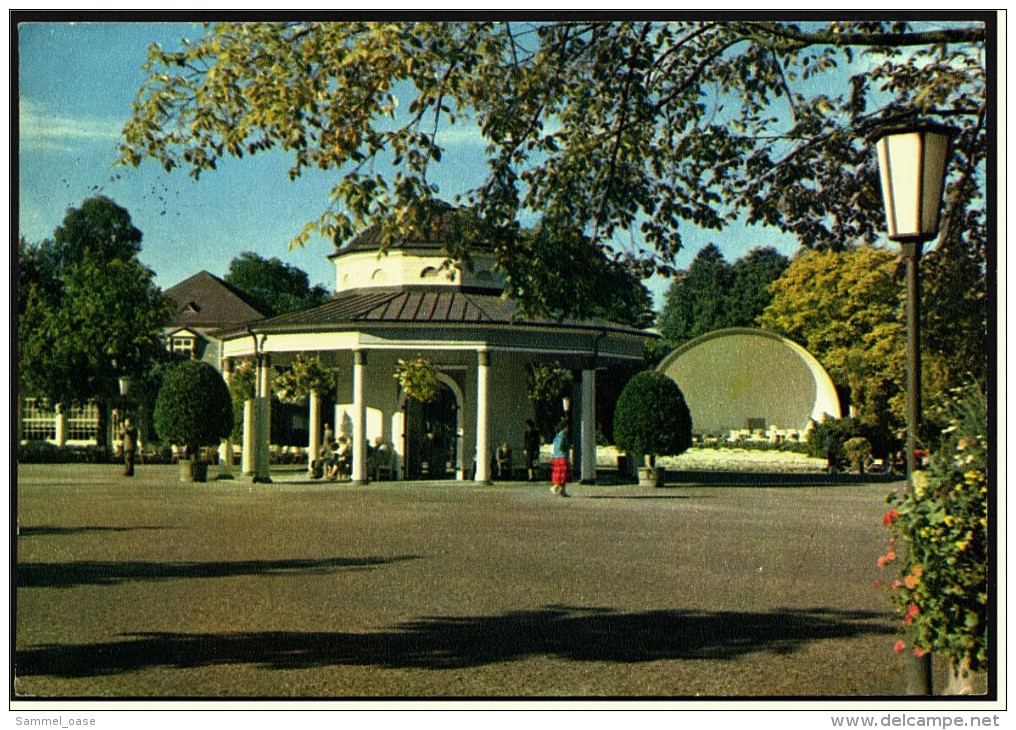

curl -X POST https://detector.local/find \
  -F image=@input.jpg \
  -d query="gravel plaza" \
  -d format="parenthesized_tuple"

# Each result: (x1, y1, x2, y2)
(13, 462, 974, 700)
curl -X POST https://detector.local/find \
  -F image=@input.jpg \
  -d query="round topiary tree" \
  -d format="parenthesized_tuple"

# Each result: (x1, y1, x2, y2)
(613, 371, 693, 485)
(154, 359, 233, 479)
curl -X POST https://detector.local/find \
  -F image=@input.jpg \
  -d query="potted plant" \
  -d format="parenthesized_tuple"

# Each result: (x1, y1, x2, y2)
(613, 371, 693, 487)
(154, 359, 233, 482)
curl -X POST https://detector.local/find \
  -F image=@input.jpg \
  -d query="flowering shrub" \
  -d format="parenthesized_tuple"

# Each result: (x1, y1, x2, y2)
(394, 357, 440, 403)
(877, 383, 988, 677)
(228, 360, 257, 442)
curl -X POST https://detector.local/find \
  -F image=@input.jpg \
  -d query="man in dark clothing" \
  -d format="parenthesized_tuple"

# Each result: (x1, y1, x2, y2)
(121, 417, 139, 477)
(523, 419, 541, 482)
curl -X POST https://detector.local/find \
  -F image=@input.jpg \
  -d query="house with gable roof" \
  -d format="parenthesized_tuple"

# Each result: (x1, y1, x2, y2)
(163, 270, 266, 369)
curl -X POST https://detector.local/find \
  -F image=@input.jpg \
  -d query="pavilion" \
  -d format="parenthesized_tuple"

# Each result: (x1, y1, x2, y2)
(216, 213, 653, 484)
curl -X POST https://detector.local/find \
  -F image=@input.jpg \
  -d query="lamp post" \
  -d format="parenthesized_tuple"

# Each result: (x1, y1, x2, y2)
(873, 120, 957, 696)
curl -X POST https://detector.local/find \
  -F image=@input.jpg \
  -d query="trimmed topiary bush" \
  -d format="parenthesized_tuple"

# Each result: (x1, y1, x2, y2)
(154, 359, 233, 463)
(613, 370, 693, 468)
(843, 436, 872, 473)
(807, 415, 862, 463)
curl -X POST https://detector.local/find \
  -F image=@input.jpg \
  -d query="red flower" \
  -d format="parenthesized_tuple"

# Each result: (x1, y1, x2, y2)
(905, 603, 920, 624)
(883, 509, 900, 526)
(913, 646, 927, 657)
(894, 641, 906, 654)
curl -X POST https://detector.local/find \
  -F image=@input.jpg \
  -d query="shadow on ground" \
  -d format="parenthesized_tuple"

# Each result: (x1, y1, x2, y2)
(18, 525, 176, 538)
(16, 555, 422, 589)
(16, 605, 893, 679)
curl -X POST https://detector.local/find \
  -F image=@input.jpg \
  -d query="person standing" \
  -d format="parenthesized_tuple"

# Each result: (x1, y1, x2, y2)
(550, 421, 572, 497)
(121, 417, 139, 477)
(523, 419, 541, 482)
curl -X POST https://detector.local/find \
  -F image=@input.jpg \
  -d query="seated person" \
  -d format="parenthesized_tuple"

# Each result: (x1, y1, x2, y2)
(495, 442, 513, 480)
(330, 438, 351, 480)
(337, 436, 353, 477)
(370, 436, 394, 479)
(311, 443, 334, 479)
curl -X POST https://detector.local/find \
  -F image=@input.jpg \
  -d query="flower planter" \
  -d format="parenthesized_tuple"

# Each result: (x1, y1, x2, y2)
(178, 458, 208, 483)
(637, 466, 665, 488)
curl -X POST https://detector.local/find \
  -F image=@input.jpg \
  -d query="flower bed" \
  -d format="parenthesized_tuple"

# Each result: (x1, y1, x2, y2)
(594, 445, 827, 473)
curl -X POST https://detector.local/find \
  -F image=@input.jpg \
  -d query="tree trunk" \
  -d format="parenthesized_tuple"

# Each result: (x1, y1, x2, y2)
(945, 657, 975, 695)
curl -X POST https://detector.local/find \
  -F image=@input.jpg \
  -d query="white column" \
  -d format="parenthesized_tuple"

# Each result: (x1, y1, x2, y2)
(218, 359, 235, 479)
(241, 400, 254, 476)
(474, 350, 491, 483)
(581, 368, 597, 484)
(253, 355, 272, 483)
(54, 403, 67, 447)
(351, 350, 368, 483)
(307, 389, 321, 475)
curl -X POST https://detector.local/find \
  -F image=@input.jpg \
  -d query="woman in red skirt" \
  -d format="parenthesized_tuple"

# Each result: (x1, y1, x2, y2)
(550, 422, 572, 497)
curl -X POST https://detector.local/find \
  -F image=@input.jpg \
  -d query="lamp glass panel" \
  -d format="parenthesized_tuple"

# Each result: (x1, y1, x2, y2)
(920, 132, 950, 236)
(881, 133, 923, 238)
(876, 139, 898, 237)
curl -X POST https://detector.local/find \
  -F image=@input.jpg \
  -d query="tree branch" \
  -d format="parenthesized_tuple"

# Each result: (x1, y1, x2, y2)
(750, 22, 985, 49)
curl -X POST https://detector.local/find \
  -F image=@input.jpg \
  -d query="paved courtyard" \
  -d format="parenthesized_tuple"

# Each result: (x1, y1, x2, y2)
(14, 463, 954, 699)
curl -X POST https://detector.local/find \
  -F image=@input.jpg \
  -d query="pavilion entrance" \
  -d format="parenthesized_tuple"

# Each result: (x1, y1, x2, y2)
(404, 383, 459, 480)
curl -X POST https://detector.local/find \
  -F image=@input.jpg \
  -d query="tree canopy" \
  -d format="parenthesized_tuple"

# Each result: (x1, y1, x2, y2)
(759, 247, 905, 435)
(224, 251, 330, 317)
(657, 243, 788, 345)
(758, 242, 986, 442)
(18, 197, 173, 411)
(154, 358, 234, 454)
(118, 19, 988, 318)
(613, 370, 693, 463)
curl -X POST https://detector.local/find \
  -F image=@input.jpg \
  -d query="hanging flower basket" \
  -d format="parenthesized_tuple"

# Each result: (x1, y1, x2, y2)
(394, 357, 440, 403)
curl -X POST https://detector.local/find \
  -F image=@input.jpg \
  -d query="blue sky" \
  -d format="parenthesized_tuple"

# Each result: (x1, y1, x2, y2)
(17, 20, 804, 309)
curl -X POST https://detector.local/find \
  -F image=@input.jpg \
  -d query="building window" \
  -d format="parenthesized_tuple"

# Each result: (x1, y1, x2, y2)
(170, 335, 196, 358)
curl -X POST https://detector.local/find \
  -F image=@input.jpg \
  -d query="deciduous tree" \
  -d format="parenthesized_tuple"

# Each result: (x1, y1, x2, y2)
(224, 251, 329, 317)
(758, 246, 904, 437)
(118, 20, 988, 320)
(18, 197, 173, 447)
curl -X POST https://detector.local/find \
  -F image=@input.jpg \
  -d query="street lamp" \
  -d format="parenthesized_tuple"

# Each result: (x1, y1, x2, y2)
(873, 120, 957, 696)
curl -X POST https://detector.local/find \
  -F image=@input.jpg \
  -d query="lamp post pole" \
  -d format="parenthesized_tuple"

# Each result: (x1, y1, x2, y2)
(873, 120, 957, 696)
(901, 240, 932, 696)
